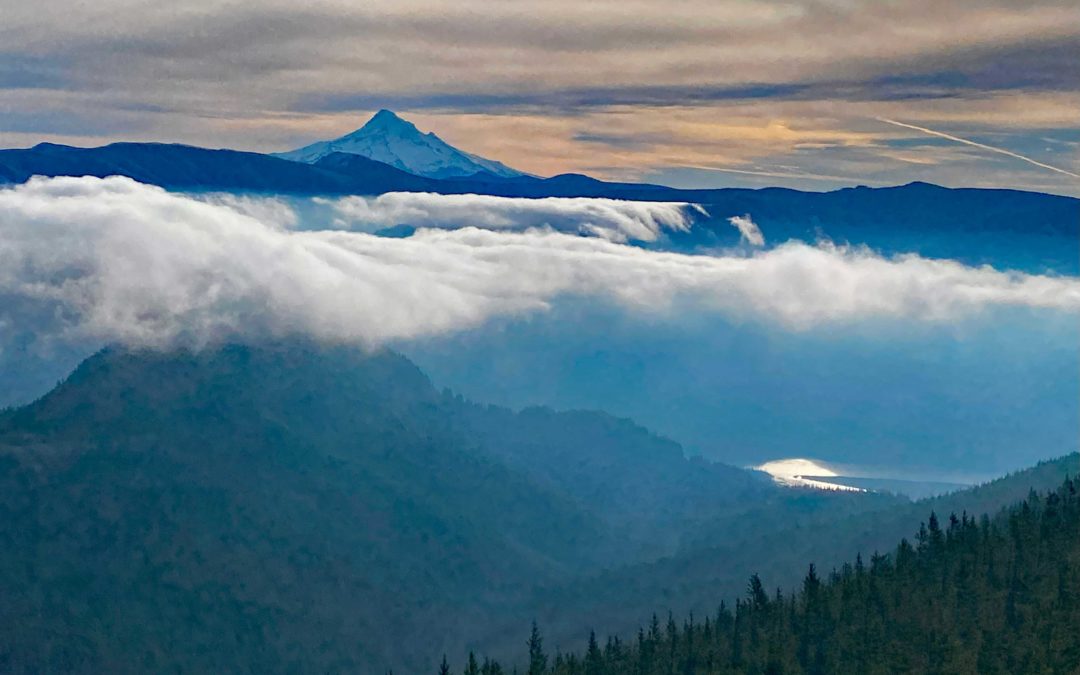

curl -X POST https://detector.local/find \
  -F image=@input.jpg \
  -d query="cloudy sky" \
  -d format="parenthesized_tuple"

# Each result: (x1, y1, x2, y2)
(2, 0, 1078, 194)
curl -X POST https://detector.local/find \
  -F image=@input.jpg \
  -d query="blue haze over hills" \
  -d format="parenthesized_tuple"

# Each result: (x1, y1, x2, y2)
(402, 303, 1078, 482)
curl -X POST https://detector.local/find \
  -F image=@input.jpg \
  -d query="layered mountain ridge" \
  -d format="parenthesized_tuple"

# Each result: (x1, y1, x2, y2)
(2, 139, 1075, 276)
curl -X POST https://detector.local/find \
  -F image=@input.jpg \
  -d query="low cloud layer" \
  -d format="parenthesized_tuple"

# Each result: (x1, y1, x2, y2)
(2, 176, 1078, 351)
(318, 192, 706, 242)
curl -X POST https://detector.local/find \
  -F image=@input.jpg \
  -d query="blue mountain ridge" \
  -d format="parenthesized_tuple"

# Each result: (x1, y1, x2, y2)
(1, 140, 1077, 274)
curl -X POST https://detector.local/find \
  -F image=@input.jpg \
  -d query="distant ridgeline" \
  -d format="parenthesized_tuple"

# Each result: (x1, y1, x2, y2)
(450, 477, 1080, 675)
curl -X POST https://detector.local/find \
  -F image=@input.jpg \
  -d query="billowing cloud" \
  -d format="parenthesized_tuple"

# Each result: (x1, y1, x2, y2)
(1, 176, 1078, 351)
(727, 214, 764, 246)
(193, 192, 300, 230)
(318, 192, 706, 242)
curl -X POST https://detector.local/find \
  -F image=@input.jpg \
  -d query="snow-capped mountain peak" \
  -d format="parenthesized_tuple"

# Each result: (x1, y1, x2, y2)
(342, 109, 421, 139)
(273, 110, 526, 179)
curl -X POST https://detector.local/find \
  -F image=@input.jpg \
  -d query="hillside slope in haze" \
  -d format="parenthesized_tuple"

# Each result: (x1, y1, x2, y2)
(463, 471, 1080, 675)
(407, 299, 1078, 481)
(511, 453, 1080, 660)
(447, 401, 770, 556)
(0, 342, 769, 674)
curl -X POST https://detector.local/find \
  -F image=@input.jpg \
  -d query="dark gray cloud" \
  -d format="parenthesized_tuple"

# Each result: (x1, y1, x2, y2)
(294, 34, 1080, 115)
(5, 1, 1077, 109)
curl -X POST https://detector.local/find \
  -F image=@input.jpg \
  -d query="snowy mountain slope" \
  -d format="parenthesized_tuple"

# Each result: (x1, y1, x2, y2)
(273, 109, 526, 179)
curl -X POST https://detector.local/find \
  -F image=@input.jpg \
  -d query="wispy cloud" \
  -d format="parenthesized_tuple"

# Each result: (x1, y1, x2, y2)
(727, 215, 764, 246)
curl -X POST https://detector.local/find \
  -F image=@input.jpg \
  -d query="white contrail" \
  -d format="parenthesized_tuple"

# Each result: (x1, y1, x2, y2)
(877, 117, 1080, 179)
(679, 164, 887, 184)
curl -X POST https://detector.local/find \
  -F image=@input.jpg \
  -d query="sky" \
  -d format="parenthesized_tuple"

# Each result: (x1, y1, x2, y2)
(1, 0, 1079, 194)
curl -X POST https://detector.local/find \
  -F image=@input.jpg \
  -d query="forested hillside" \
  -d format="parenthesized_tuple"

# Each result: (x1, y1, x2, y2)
(0, 342, 768, 673)
(457, 475, 1080, 674)
(474, 454, 1078, 664)
(0, 342, 1075, 673)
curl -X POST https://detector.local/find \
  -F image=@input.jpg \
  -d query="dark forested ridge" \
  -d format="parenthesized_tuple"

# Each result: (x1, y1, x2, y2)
(0, 342, 769, 673)
(455, 476, 1080, 675)
(0, 342, 1075, 673)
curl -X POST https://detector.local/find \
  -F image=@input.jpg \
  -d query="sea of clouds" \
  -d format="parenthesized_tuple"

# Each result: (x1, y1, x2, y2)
(2, 176, 1078, 352)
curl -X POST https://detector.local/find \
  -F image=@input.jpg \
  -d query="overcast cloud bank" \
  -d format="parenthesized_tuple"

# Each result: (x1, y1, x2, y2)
(2, 176, 1078, 351)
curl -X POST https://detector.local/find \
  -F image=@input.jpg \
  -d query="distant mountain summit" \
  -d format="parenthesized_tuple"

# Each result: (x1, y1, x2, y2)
(273, 109, 527, 179)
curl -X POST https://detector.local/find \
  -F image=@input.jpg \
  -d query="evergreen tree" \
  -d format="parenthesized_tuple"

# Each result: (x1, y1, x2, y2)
(747, 574, 769, 612)
(527, 621, 547, 675)
(464, 652, 480, 675)
(585, 631, 603, 675)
